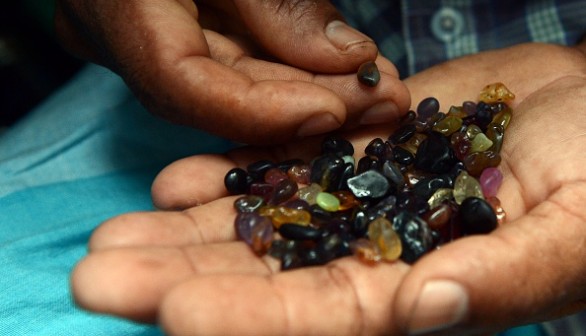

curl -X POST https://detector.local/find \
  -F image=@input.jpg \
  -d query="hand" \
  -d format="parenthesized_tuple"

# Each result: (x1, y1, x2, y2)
(54, 0, 410, 144)
(71, 43, 586, 335)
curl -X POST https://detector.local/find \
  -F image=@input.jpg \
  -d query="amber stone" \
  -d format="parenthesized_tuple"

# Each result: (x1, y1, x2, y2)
(288, 164, 311, 185)
(368, 217, 402, 261)
(459, 197, 498, 235)
(392, 211, 433, 263)
(224, 167, 249, 194)
(234, 195, 265, 213)
(347, 170, 390, 198)
(235, 212, 273, 255)
(463, 151, 501, 176)
(478, 82, 515, 103)
(331, 190, 360, 211)
(350, 238, 381, 263)
(432, 116, 463, 136)
(453, 171, 484, 204)
(357, 61, 380, 87)
(414, 132, 458, 174)
(260, 206, 311, 228)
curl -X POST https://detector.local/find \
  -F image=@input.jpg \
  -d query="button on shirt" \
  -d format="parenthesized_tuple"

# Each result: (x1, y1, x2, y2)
(333, 0, 585, 77)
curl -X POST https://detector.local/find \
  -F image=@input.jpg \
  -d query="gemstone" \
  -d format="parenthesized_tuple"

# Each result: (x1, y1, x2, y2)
(479, 167, 503, 198)
(469, 132, 494, 153)
(422, 203, 452, 230)
(393, 146, 415, 166)
(414, 132, 458, 174)
(350, 238, 381, 263)
(485, 124, 505, 153)
(287, 164, 311, 184)
(260, 206, 311, 228)
(389, 124, 416, 145)
(310, 154, 345, 191)
(463, 151, 501, 177)
(478, 82, 515, 103)
(368, 217, 402, 261)
(235, 212, 273, 254)
(264, 168, 288, 186)
(278, 223, 322, 240)
(316, 192, 341, 212)
(365, 138, 386, 158)
(297, 183, 322, 205)
(322, 135, 354, 156)
(453, 171, 484, 204)
(347, 170, 390, 198)
(427, 188, 453, 210)
(432, 116, 463, 136)
(417, 97, 440, 121)
(382, 160, 405, 185)
(247, 160, 276, 182)
(459, 197, 498, 235)
(357, 61, 380, 87)
(392, 211, 433, 263)
(224, 168, 249, 194)
(270, 179, 298, 205)
(331, 190, 360, 211)
(234, 195, 265, 213)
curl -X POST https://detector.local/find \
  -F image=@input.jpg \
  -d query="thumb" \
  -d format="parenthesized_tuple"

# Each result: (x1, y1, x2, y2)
(392, 184, 586, 335)
(234, 0, 378, 73)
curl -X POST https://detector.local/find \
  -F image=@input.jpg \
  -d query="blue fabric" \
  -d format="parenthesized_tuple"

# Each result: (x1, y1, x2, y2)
(0, 64, 235, 335)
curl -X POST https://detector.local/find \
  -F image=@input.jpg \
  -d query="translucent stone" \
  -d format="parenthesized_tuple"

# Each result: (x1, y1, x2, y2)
(264, 167, 288, 185)
(453, 171, 484, 204)
(234, 195, 265, 213)
(368, 217, 402, 261)
(347, 170, 390, 198)
(485, 124, 505, 153)
(249, 182, 274, 202)
(316, 192, 341, 212)
(404, 133, 427, 155)
(235, 212, 273, 255)
(297, 183, 322, 205)
(331, 190, 360, 211)
(465, 124, 482, 139)
(447, 105, 467, 118)
(288, 164, 311, 185)
(479, 167, 503, 198)
(357, 61, 380, 87)
(422, 203, 452, 230)
(427, 188, 453, 210)
(260, 206, 311, 228)
(469, 132, 494, 153)
(459, 197, 498, 235)
(350, 238, 381, 264)
(432, 116, 463, 136)
(450, 132, 471, 161)
(478, 82, 515, 103)
(463, 151, 501, 176)
(490, 107, 512, 130)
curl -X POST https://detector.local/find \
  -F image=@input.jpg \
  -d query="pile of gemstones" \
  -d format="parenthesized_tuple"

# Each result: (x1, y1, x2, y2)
(224, 83, 514, 270)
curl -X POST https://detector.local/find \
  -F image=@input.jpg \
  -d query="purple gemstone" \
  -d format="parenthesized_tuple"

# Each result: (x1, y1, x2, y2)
(479, 167, 503, 198)
(235, 212, 273, 247)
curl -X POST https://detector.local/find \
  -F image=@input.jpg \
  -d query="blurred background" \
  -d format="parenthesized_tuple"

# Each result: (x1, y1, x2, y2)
(0, 1, 84, 128)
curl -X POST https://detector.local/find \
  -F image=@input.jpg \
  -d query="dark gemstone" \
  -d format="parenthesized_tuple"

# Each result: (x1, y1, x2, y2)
(470, 102, 494, 131)
(347, 170, 390, 199)
(389, 124, 416, 145)
(366, 195, 397, 221)
(337, 162, 355, 191)
(412, 175, 452, 200)
(315, 233, 352, 262)
(414, 132, 458, 174)
(351, 210, 369, 237)
(279, 224, 322, 240)
(321, 135, 354, 156)
(462, 101, 476, 116)
(447, 162, 466, 184)
(382, 160, 405, 185)
(282, 199, 311, 212)
(224, 168, 249, 194)
(396, 191, 430, 215)
(235, 212, 273, 253)
(357, 61, 380, 87)
(247, 160, 276, 182)
(486, 124, 505, 153)
(459, 197, 498, 235)
(270, 179, 298, 205)
(248, 182, 274, 202)
(309, 204, 333, 224)
(365, 138, 386, 158)
(400, 111, 417, 125)
(392, 211, 434, 263)
(393, 146, 414, 166)
(356, 156, 380, 174)
(281, 250, 304, 270)
(310, 154, 345, 191)
(463, 151, 501, 177)
(417, 97, 440, 121)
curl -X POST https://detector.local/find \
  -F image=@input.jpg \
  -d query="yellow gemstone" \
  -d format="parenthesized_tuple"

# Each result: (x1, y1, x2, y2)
(478, 82, 515, 103)
(368, 217, 402, 261)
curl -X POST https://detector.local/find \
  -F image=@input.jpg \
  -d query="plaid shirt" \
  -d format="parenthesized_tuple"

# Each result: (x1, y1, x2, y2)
(332, 1, 586, 335)
(333, 0, 585, 77)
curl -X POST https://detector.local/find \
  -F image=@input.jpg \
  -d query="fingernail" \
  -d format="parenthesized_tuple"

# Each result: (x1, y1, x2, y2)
(408, 280, 468, 335)
(297, 113, 341, 137)
(360, 102, 399, 125)
(325, 20, 373, 51)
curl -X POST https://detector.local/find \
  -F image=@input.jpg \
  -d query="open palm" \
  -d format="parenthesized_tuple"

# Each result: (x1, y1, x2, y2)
(72, 43, 586, 335)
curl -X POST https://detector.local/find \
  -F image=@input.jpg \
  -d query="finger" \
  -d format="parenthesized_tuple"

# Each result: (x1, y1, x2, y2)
(233, 0, 378, 73)
(392, 183, 586, 335)
(71, 243, 277, 322)
(90, 196, 240, 250)
(159, 258, 410, 336)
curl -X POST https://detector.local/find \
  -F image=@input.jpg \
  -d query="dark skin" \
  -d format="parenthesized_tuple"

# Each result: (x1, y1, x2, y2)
(54, 0, 410, 145)
(71, 43, 586, 335)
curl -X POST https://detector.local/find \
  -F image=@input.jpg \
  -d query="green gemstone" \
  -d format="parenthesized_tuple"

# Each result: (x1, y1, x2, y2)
(453, 171, 484, 204)
(432, 116, 463, 136)
(316, 192, 340, 212)
(490, 107, 512, 130)
(469, 133, 494, 153)
(465, 124, 482, 139)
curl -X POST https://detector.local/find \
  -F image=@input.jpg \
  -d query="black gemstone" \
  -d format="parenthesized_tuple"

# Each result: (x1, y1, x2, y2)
(414, 132, 458, 174)
(389, 124, 416, 145)
(392, 211, 434, 263)
(357, 61, 380, 87)
(279, 224, 322, 240)
(322, 135, 354, 156)
(393, 146, 414, 166)
(459, 197, 498, 235)
(224, 168, 249, 194)
(247, 160, 276, 181)
(417, 97, 440, 121)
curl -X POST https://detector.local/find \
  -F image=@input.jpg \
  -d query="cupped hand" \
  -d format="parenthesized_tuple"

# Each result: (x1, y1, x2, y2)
(71, 43, 586, 335)
(54, 0, 410, 144)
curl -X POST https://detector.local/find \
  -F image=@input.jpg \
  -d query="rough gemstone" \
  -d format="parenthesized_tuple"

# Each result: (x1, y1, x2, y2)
(316, 192, 341, 212)
(450, 132, 472, 161)
(350, 238, 381, 263)
(427, 188, 453, 210)
(485, 124, 505, 153)
(331, 190, 360, 211)
(347, 170, 390, 198)
(453, 171, 484, 204)
(479, 167, 503, 198)
(478, 82, 515, 103)
(459, 197, 498, 235)
(260, 206, 311, 228)
(490, 107, 512, 130)
(368, 217, 402, 261)
(422, 203, 452, 230)
(357, 61, 381, 87)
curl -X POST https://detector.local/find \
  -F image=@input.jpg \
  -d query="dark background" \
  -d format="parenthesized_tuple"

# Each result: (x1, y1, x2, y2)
(0, 1, 83, 128)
